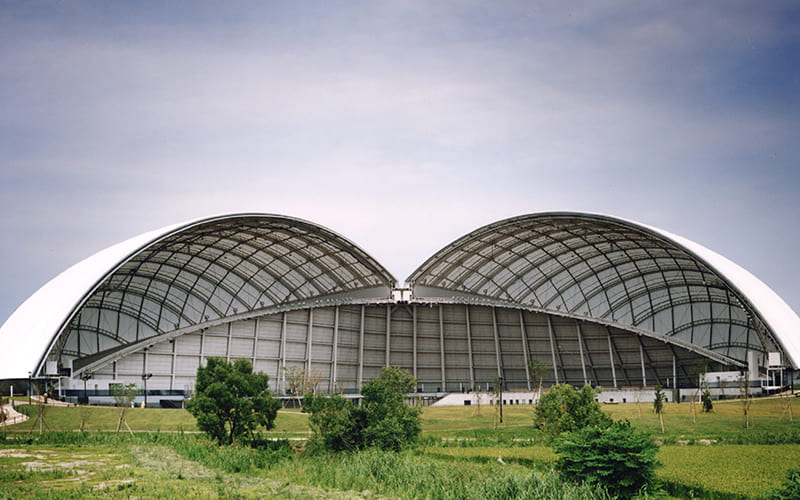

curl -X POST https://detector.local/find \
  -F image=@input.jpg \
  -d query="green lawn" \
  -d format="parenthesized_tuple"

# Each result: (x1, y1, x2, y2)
(4, 405, 310, 436)
(4, 397, 800, 498)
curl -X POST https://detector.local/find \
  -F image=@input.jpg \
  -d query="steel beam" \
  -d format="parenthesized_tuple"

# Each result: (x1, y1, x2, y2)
(412, 305, 418, 378)
(606, 326, 617, 387)
(439, 304, 446, 391)
(492, 307, 502, 378)
(330, 306, 339, 393)
(386, 304, 391, 366)
(358, 305, 365, 388)
(547, 315, 560, 384)
(576, 322, 588, 385)
(519, 310, 531, 390)
(466, 306, 475, 388)
(305, 308, 314, 374)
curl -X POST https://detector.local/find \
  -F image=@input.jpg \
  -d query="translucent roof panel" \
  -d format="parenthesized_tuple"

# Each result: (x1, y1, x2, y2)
(408, 212, 800, 368)
(0, 214, 395, 378)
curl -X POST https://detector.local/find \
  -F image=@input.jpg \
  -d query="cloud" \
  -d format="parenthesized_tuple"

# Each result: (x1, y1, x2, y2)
(0, 1, 798, 321)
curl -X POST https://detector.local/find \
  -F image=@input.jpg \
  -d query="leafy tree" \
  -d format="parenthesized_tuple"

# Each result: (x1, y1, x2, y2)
(360, 366, 422, 451)
(533, 384, 611, 441)
(555, 419, 659, 498)
(187, 357, 280, 445)
(304, 366, 422, 452)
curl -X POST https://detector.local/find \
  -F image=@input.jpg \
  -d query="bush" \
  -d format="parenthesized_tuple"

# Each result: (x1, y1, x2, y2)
(533, 384, 611, 441)
(304, 366, 422, 452)
(554, 419, 659, 498)
(765, 467, 800, 500)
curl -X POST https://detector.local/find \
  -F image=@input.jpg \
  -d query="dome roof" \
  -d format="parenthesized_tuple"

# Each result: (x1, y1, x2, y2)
(408, 212, 800, 367)
(0, 214, 395, 378)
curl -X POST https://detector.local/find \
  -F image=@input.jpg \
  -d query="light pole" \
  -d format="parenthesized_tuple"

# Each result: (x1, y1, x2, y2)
(141, 373, 152, 408)
(28, 371, 32, 404)
(79, 372, 93, 405)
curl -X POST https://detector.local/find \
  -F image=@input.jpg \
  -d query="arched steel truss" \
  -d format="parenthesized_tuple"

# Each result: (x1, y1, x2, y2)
(408, 213, 782, 367)
(41, 215, 396, 377)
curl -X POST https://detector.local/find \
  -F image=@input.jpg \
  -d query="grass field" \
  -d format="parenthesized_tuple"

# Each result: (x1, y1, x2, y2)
(3, 396, 800, 498)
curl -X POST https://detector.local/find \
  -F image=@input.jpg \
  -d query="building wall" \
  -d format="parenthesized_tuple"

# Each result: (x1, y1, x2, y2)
(76, 302, 719, 395)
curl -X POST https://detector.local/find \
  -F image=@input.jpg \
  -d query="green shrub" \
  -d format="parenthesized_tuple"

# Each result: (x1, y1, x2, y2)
(554, 419, 659, 498)
(533, 384, 611, 441)
(764, 467, 800, 500)
(304, 366, 422, 452)
(702, 388, 713, 412)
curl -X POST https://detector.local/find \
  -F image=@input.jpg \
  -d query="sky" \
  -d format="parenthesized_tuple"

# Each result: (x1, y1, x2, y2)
(1, 1, 798, 325)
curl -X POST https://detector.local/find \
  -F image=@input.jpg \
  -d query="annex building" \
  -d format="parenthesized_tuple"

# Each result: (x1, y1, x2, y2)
(1, 212, 798, 406)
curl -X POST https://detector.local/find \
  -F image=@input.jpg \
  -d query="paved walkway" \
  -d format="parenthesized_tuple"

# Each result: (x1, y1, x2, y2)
(0, 403, 28, 426)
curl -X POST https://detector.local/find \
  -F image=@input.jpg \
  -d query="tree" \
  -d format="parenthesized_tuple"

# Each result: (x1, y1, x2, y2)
(111, 383, 139, 435)
(360, 366, 422, 451)
(187, 357, 280, 445)
(701, 388, 714, 412)
(533, 384, 611, 441)
(653, 384, 666, 433)
(283, 366, 325, 407)
(555, 419, 659, 498)
(304, 366, 422, 452)
(527, 359, 548, 405)
(491, 375, 504, 427)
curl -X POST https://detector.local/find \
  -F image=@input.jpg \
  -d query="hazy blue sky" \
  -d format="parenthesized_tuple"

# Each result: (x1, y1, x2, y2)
(1, 1, 798, 324)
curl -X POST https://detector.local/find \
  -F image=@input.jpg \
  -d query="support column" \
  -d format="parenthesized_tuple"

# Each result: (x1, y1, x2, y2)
(200, 328, 206, 366)
(279, 313, 287, 393)
(330, 306, 339, 393)
(305, 309, 314, 374)
(519, 310, 531, 390)
(412, 305, 418, 378)
(226, 323, 232, 362)
(466, 306, 475, 388)
(546, 315, 560, 384)
(492, 307, 502, 378)
(672, 352, 678, 403)
(639, 341, 647, 387)
(385, 305, 391, 367)
(358, 305, 365, 388)
(252, 319, 259, 366)
(576, 322, 588, 386)
(439, 304, 446, 391)
(607, 327, 617, 388)
(170, 339, 176, 390)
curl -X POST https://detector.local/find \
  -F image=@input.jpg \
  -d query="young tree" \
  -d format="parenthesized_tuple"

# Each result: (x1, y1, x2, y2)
(187, 357, 280, 445)
(491, 375, 504, 427)
(653, 384, 666, 433)
(533, 384, 611, 441)
(701, 387, 714, 413)
(111, 383, 139, 435)
(527, 359, 548, 405)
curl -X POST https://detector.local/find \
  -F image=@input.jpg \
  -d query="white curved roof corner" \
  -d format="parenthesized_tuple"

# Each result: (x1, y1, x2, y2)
(645, 222, 800, 368)
(0, 222, 185, 379)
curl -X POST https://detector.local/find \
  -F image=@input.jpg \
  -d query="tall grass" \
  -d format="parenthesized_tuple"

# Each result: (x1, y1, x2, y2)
(280, 448, 610, 500)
